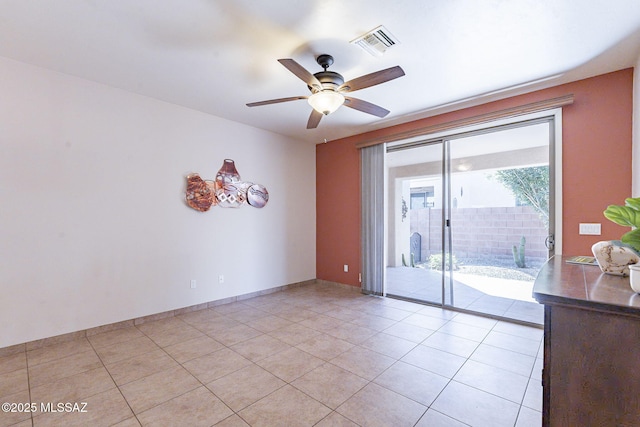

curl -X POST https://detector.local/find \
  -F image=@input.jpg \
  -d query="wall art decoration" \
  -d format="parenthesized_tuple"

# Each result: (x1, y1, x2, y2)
(247, 183, 269, 208)
(185, 159, 269, 211)
(214, 158, 243, 208)
(185, 173, 215, 212)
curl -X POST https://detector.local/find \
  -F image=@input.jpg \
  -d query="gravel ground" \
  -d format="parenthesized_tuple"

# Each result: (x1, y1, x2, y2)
(419, 256, 546, 281)
(458, 265, 538, 281)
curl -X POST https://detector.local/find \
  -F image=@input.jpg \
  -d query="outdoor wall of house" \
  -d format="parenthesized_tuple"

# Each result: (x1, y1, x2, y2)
(317, 68, 634, 287)
(0, 57, 316, 348)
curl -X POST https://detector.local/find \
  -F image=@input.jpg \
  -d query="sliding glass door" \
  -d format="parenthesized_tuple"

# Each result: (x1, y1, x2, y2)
(385, 118, 553, 325)
(386, 141, 444, 305)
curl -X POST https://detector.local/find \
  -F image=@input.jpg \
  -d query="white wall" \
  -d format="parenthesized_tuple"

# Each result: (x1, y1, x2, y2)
(0, 57, 316, 348)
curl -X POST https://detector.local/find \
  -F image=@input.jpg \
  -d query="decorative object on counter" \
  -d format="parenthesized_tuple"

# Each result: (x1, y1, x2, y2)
(185, 174, 215, 212)
(591, 197, 640, 275)
(591, 240, 640, 276)
(629, 264, 640, 293)
(185, 159, 269, 211)
(565, 255, 597, 265)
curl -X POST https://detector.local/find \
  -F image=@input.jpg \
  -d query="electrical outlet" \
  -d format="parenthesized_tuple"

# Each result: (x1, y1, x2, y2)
(343, 264, 349, 272)
(190, 279, 196, 289)
(579, 223, 601, 235)
(218, 274, 224, 284)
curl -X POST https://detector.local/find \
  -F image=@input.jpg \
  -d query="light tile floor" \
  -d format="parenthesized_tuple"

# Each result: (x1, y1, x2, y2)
(0, 283, 543, 427)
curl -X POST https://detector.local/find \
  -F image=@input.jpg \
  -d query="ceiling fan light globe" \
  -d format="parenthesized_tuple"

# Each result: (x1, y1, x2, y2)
(308, 91, 344, 115)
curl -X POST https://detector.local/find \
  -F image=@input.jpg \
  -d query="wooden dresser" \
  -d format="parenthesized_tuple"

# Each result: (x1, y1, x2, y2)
(533, 255, 640, 426)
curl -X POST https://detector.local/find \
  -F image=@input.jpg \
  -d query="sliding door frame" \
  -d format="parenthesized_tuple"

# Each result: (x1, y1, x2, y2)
(383, 109, 563, 315)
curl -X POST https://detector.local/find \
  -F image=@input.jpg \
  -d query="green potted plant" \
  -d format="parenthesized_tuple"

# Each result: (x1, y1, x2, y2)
(593, 198, 640, 275)
(603, 197, 640, 252)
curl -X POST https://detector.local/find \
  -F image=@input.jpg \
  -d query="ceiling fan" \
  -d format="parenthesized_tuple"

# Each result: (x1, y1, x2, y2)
(246, 54, 405, 129)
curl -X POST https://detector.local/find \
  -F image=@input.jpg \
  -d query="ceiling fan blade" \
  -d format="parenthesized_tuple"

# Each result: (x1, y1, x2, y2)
(307, 109, 323, 129)
(343, 96, 390, 118)
(278, 59, 322, 90)
(339, 66, 405, 92)
(246, 96, 308, 107)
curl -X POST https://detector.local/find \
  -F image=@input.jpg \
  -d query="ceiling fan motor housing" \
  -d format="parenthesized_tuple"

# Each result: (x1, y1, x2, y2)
(309, 71, 344, 93)
(308, 54, 344, 93)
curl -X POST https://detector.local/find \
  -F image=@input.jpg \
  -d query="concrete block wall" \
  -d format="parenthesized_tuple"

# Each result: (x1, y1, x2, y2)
(410, 206, 548, 261)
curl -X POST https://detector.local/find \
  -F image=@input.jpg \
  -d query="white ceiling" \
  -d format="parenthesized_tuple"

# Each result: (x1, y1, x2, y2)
(1, 0, 639, 144)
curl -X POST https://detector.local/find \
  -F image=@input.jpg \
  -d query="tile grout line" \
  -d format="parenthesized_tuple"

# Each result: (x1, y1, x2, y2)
(8, 284, 543, 426)
(85, 333, 141, 426)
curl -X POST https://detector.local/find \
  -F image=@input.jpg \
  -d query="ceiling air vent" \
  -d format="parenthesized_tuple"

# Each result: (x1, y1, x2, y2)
(351, 25, 400, 57)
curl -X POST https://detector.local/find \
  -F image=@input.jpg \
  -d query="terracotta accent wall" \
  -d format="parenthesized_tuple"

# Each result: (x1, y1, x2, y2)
(316, 138, 361, 285)
(317, 69, 634, 287)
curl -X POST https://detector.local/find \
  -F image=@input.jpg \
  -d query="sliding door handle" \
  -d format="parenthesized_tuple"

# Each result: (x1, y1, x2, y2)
(545, 234, 555, 250)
